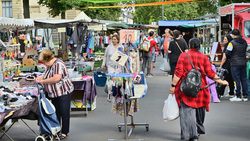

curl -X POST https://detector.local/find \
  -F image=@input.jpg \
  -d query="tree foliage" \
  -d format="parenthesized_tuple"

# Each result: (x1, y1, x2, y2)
(37, 0, 122, 21)
(218, 0, 250, 6)
(134, 0, 218, 24)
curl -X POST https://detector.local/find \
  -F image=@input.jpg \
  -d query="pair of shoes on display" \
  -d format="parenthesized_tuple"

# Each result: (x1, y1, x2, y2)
(189, 136, 198, 141)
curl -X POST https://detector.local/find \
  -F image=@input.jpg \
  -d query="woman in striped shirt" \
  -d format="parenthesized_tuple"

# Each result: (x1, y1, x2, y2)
(36, 49, 74, 140)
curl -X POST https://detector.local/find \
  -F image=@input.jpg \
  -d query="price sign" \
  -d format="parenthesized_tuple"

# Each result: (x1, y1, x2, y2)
(36, 36, 42, 41)
(111, 50, 128, 66)
(120, 30, 137, 43)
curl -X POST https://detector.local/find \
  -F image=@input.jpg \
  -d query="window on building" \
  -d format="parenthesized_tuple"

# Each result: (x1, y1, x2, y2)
(2, 1, 12, 18)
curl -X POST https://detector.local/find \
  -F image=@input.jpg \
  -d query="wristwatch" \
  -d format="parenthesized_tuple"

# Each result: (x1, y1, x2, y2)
(171, 84, 176, 87)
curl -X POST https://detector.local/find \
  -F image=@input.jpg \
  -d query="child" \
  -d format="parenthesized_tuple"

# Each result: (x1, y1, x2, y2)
(206, 55, 220, 103)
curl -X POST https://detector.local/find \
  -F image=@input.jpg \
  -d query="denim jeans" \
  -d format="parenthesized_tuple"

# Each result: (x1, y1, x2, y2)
(142, 51, 153, 75)
(231, 65, 248, 98)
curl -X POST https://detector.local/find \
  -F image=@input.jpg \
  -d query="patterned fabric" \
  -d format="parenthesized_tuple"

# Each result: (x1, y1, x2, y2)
(174, 49, 216, 111)
(44, 59, 74, 98)
(215, 67, 228, 88)
(111, 98, 139, 116)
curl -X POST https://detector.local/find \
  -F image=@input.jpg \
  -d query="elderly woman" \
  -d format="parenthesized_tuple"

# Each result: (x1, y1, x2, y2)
(169, 38, 228, 141)
(36, 49, 74, 140)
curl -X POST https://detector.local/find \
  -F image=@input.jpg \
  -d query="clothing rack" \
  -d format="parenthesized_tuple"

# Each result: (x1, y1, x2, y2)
(106, 73, 148, 141)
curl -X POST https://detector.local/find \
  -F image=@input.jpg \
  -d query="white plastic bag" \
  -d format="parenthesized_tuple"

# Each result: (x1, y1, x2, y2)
(159, 58, 171, 72)
(163, 94, 179, 122)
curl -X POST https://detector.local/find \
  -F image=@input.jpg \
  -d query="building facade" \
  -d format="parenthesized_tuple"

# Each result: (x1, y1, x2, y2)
(0, 0, 81, 19)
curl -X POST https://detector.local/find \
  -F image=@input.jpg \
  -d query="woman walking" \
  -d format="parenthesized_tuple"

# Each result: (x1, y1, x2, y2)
(169, 38, 228, 141)
(168, 30, 188, 79)
(101, 35, 124, 73)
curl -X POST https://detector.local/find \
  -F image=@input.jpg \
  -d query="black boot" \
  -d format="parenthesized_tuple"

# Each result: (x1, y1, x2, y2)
(189, 136, 198, 141)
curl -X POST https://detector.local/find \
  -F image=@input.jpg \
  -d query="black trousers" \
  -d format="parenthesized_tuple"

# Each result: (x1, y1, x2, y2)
(170, 61, 177, 79)
(52, 92, 72, 135)
(161, 49, 165, 58)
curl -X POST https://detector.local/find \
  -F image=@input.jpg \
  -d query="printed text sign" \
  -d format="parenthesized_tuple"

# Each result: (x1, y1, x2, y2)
(111, 50, 128, 66)
(120, 30, 136, 43)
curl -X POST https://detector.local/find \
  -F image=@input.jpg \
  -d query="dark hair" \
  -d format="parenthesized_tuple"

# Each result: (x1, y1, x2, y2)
(189, 38, 200, 50)
(224, 34, 232, 47)
(169, 30, 173, 36)
(173, 30, 180, 40)
(149, 31, 154, 36)
(112, 35, 120, 43)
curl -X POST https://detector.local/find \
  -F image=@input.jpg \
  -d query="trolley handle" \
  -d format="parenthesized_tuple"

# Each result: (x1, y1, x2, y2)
(37, 82, 44, 92)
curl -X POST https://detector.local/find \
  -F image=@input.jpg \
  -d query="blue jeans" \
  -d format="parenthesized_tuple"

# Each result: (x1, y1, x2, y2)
(231, 65, 248, 98)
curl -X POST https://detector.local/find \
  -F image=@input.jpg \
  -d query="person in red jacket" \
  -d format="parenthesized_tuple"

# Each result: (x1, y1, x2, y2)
(169, 38, 228, 141)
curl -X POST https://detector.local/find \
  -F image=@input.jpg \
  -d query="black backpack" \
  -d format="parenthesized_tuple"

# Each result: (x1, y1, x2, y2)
(180, 52, 216, 98)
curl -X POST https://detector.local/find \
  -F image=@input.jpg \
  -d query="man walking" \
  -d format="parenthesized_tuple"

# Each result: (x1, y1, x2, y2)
(226, 29, 248, 102)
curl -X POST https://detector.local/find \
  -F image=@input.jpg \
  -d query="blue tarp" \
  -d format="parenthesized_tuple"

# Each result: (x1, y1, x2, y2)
(158, 20, 202, 27)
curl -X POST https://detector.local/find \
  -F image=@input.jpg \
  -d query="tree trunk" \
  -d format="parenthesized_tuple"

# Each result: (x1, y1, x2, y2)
(23, 0, 30, 18)
(61, 12, 66, 19)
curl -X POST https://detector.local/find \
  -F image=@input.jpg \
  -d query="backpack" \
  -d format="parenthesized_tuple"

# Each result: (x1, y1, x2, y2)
(180, 52, 219, 98)
(142, 38, 153, 52)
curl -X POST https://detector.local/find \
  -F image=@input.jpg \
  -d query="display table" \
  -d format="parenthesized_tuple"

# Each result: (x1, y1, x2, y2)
(0, 98, 39, 141)
(71, 77, 97, 117)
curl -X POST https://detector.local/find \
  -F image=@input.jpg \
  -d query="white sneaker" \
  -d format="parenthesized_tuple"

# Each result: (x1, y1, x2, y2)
(243, 97, 248, 102)
(230, 96, 242, 102)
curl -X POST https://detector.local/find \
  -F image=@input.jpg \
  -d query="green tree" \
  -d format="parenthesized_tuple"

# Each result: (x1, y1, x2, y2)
(38, 0, 122, 21)
(218, 0, 250, 6)
(134, 0, 218, 24)
(80, 2, 122, 21)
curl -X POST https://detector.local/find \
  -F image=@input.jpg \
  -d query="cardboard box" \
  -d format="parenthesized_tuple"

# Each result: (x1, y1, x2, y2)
(57, 49, 68, 61)
(22, 59, 36, 68)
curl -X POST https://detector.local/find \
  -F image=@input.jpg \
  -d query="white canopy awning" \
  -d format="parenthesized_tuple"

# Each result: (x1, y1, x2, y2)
(0, 17, 34, 30)
(74, 12, 92, 22)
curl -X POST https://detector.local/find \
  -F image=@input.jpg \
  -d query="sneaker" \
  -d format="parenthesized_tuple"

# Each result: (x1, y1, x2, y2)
(147, 74, 153, 77)
(230, 96, 242, 102)
(243, 97, 248, 102)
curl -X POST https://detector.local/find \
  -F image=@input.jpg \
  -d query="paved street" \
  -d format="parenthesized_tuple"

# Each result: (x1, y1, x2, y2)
(1, 56, 250, 141)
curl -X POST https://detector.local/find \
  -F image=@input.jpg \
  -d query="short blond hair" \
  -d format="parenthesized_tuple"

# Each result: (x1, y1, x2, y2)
(38, 49, 54, 62)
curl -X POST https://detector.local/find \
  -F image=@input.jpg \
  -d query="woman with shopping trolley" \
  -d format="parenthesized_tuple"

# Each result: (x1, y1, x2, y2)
(36, 49, 74, 140)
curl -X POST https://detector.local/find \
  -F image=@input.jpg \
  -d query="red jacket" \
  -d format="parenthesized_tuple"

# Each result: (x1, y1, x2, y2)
(174, 49, 216, 111)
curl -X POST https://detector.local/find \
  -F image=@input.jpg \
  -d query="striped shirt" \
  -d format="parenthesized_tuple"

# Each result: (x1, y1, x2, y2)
(43, 59, 74, 98)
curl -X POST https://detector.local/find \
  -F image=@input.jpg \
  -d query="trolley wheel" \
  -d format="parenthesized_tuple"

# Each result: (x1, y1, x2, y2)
(146, 126, 149, 131)
(35, 136, 46, 141)
(118, 126, 122, 132)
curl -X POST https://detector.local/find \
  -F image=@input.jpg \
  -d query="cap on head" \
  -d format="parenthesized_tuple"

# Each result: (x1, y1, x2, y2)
(232, 29, 240, 36)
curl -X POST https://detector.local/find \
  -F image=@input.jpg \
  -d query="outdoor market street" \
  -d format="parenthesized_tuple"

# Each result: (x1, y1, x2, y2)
(1, 56, 250, 141)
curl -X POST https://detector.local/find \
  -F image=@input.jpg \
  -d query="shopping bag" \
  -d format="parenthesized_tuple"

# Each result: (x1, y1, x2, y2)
(159, 58, 171, 72)
(163, 94, 179, 122)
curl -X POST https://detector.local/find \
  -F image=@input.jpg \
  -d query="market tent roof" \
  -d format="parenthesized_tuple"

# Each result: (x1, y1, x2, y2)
(158, 20, 202, 26)
(34, 19, 94, 28)
(106, 22, 129, 29)
(93, 19, 120, 25)
(179, 20, 218, 28)
(125, 23, 148, 29)
(74, 12, 92, 22)
(145, 25, 159, 29)
(0, 17, 34, 30)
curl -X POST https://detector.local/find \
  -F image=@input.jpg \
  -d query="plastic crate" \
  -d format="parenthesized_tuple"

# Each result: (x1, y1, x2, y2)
(94, 60, 103, 67)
